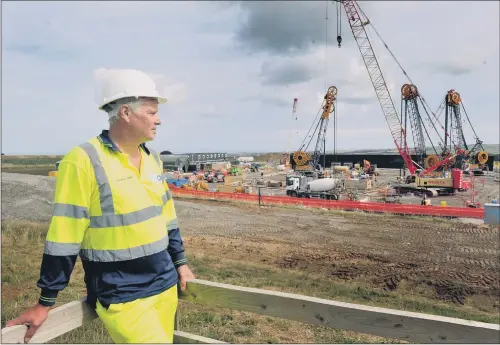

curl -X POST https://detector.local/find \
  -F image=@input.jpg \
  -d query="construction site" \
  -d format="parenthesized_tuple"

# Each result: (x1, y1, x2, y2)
(1, 0, 499, 344)
(154, 5, 500, 213)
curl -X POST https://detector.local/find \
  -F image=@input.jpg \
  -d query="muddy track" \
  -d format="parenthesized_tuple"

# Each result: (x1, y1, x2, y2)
(455, 246, 500, 256)
(445, 255, 499, 269)
(326, 259, 500, 304)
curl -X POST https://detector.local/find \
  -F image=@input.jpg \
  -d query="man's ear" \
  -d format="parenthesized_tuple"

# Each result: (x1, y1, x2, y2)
(119, 105, 131, 123)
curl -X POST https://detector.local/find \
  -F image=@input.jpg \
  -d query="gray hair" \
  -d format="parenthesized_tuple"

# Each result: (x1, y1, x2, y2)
(103, 97, 146, 126)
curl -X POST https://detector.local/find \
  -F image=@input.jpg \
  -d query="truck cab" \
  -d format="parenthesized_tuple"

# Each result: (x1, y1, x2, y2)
(285, 175, 309, 197)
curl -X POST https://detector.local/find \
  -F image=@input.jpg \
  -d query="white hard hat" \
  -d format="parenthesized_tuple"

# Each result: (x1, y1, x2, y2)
(97, 69, 167, 110)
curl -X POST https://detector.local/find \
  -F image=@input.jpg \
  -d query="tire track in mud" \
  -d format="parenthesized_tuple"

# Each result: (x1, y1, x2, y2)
(455, 246, 500, 256)
(442, 224, 499, 240)
(275, 248, 500, 306)
(445, 255, 499, 269)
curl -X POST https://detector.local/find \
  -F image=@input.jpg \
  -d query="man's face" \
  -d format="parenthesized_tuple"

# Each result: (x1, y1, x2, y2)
(126, 98, 161, 142)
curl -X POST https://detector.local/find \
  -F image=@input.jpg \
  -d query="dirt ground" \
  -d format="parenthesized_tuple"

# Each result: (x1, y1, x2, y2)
(175, 199, 500, 306)
(2, 172, 499, 311)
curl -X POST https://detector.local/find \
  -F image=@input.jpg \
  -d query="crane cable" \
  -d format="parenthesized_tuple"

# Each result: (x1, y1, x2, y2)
(461, 102, 483, 149)
(325, 1, 329, 90)
(299, 103, 326, 151)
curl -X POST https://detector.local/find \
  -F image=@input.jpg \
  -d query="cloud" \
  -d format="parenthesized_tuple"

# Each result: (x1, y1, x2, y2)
(417, 62, 473, 76)
(260, 59, 322, 86)
(4, 43, 77, 61)
(232, 1, 376, 56)
(339, 96, 374, 105)
(242, 95, 291, 108)
(1, 1, 498, 156)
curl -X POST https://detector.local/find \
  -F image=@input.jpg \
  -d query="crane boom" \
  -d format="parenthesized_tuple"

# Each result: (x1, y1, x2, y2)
(292, 86, 337, 171)
(337, 0, 417, 174)
(401, 84, 427, 164)
(312, 86, 337, 169)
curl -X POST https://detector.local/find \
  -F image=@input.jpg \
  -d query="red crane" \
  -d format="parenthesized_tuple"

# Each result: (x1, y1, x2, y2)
(333, 0, 456, 177)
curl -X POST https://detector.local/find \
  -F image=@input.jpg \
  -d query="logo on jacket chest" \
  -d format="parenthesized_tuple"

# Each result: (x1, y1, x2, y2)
(149, 173, 165, 183)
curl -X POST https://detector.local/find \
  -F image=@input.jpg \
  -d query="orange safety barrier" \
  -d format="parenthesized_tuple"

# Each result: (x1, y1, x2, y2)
(168, 185, 484, 219)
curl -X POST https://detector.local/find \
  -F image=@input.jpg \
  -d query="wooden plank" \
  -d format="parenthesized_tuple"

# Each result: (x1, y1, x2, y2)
(1, 298, 223, 344)
(1, 297, 97, 344)
(179, 279, 500, 344)
(174, 330, 227, 344)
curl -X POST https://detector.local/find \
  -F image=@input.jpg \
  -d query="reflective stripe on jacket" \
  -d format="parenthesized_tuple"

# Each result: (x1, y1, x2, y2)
(37, 130, 186, 308)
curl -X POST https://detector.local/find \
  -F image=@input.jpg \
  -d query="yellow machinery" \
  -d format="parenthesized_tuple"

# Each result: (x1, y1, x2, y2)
(476, 151, 489, 165)
(181, 180, 209, 191)
(293, 151, 313, 171)
(333, 165, 349, 174)
(410, 176, 454, 189)
(234, 186, 250, 194)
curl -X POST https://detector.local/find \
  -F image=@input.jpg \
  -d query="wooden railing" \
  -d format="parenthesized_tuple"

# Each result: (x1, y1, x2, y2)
(2, 279, 499, 344)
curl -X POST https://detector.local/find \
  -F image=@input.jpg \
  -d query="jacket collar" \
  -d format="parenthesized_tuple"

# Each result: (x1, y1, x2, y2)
(98, 130, 150, 155)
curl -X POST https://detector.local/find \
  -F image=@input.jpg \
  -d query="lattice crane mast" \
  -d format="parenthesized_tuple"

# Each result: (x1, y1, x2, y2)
(401, 84, 427, 166)
(401, 84, 447, 170)
(443, 89, 488, 168)
(293, 86, 337, 171)
(312, 86, 337, 169)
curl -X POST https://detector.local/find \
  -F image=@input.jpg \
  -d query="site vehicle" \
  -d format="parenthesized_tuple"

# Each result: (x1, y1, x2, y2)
(363, 160, 378, 176)
(214, 173, 225, 183)
(396, 168, 469, 197)
(286, 175, 344, 200)
(229, 167, 241, 176)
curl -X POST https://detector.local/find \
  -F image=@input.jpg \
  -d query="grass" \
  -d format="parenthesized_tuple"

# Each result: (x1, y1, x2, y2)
(2, 219, 498, 344)
(1, 155, 62, 167)
(1, 155, 61, 176)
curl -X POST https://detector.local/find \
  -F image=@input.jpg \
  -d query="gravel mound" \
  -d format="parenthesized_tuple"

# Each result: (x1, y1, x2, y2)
(0, 173, 226, 224)
(2, 173, 56, 222)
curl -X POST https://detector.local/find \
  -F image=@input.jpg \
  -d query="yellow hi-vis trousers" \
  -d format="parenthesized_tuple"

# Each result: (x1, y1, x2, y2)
(96, 285, 178, 344)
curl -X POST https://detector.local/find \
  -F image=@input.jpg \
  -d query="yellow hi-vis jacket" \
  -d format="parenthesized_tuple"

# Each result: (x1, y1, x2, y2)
(37, 130, 187, 309)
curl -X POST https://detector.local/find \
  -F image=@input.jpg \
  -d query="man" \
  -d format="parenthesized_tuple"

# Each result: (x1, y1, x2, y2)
(6, 69, 195, 343)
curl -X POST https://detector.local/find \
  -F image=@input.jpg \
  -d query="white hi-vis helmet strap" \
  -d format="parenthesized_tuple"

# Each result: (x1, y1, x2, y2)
(97, 69, 168, 110)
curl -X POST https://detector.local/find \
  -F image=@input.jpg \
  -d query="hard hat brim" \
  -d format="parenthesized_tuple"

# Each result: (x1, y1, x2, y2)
(98, 95, 168, 111)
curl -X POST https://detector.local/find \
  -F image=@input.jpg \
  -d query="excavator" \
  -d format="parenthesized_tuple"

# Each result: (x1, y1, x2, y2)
(333, 0, 471, 196)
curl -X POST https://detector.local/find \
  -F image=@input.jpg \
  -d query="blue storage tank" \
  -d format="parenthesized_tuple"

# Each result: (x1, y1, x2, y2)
(484, 203, 500, 225)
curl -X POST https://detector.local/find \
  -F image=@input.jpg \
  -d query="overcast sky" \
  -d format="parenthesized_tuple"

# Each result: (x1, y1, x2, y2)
(2, 1, 499, 155)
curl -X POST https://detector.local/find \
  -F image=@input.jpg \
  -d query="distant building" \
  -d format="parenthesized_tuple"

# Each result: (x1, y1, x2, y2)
(159, 154, 190, 172)
(238, 156, 254, 163)
(161, 152, 228, 172)
(183, 152, 228, 164)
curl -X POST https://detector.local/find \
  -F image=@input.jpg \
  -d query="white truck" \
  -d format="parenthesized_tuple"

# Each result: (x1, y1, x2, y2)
(285, 175, 344, 200)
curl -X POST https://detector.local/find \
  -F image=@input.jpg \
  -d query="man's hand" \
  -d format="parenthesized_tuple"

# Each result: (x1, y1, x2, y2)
(6, 304, 50, 343)
(177, 265, 195, 292)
